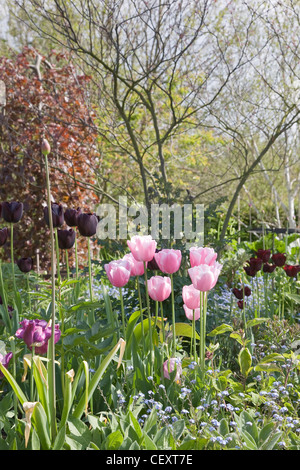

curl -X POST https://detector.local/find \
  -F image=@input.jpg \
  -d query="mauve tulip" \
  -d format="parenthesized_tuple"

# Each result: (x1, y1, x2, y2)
(0, 352, 13, 378)
(256, 249, 271, 263)
(188, 263, 222, 292)
(64, 207, 81, 227)
(163, 358, 182, 381)
(182, 284, 200, 310)
(44, 202, 64, 228)
(15, 319, 61, 355)
(77, 212, 98, 237)
(123, 253, 145, 276)
(263, 263, 276, 273)
(2, 201, 23, 223)
(0, 227, 8, 246)
(57, 228, 76, 250)
(154, 249, 182, 274)
(189, 246, 218, 267)
(104, 259, 131, 287)
(17, 257, 33, 273)
(272, 253, 286, 267)
(183, 304, 200, 321)
(283, 265, 300, 278)
(127, 235, 157, 263)
(147, 275, 171, 302)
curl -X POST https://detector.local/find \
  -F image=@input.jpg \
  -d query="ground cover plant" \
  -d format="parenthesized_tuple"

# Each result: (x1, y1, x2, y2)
(0, 141, 299, 451)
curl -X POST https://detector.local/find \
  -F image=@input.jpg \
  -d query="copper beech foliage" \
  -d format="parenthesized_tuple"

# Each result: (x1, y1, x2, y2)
(0, 47, 100, 270)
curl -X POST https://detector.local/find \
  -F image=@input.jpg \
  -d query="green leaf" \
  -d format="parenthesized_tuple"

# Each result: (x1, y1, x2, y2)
(208, 324, 233, 337)
(246, 318, 269, 329)
(219, 418, 229, 436)
(238, 348, 252, 377)
(173, 322, 200, 339)
(32, 402, 51, 451)
(105, 430, 124, 450)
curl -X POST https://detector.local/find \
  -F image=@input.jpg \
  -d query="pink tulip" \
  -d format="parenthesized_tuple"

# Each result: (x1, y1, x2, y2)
(182, 284, 200, 310)
(183, 304, 200, 321)
(189, 246, 218, 268)
(147, 275, 171, 302)
(104, 259, 131, 287)
(188, 263, 222, 292)
(127, 235, 157, 262)
(123, 253, 145, 276)
(154, 249, 182, 274)
(163, 358, 182, 381)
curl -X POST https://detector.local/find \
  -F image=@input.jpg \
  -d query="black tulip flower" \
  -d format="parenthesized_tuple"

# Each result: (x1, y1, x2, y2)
(0, 227, 8, 246)
(43, 202, 64, 228)
(1, 201, 23, 223)
(77, 212, 98, 237)
(64, 207, 82, 227)
(147, 249, 161, 271)
(232, 287, 243, 300)
(57, 228, 76, 249)
(263, 263, 276, 273)
(17, 257, 33, 273)
(256, 249, 271, 263)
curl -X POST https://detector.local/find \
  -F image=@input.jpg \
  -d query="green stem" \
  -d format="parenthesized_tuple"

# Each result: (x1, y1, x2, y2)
(160, 301, 165, 344)
(27, 273, 32, 313)
(10, 223, 16, 293)
(65, 250, 70, 280)
(119, 286, 126, 341)
(87, 237, 94, 325)
(137, 277, 145, 353)
(0, 259, 11, 333)
(54, 228, 60, 282)
(30, 345, 35, 402)
(9, 336, 18, 426)
(199, 291, 207, 373)
(192, 309, 196, 362)
(143, 261, 153, 374)
(170, 273, 176, 356)
(44, 153, 57, 442)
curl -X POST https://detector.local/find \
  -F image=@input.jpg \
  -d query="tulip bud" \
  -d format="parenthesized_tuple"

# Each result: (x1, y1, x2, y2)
(0, 227, 8, 246)
(64, 207, 81, 227)
(43, 202, 64, 228)
(41, 139, 51, 156)
(1, 201, 23, 223)
(57, 228, 76, 249)
(17, 257, 33, 273)
(77, 212, 98, 237)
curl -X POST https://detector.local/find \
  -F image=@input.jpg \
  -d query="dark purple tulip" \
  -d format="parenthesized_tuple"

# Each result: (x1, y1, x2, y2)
(263, 263, 276, 273)
(147, 249, 161, 271)
(244, 265, 257, 277)
(244, 286, 251, 297)
(232, 288, 243, 300)
(237, 300, 245, 310)
(64, 207, 82, 227)
(249, 257, 263, 271)
(17, 257, 33, 273)
(272, 253, 286, 267)
(15, 319, 61, 355)
(283, 265, 300, 278)
(77, 212, 98, 237)
(0, 227, 8, 246)
(43, 202, 64, 228)
(256, 249, 271, 263)
(57, 228, 76, 249)
(1, 201, 23, 223)
(0, 352, 13, 379)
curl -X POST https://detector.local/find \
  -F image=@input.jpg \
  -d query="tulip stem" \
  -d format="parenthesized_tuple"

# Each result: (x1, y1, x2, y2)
(87, 237, 94, 325)
(160, 301, 165, 344)
(10, 223, 16, 293)
(26, 273, 32, 313)
(54, 228, 60, 282)
(119, 287, 126, 341)
(44, 152, 57, 442)
(143, 261, 153, 375)
(136, 277, 145, 353)
(170, 273, 176, 356)
(192, 309, 197, 362)
(199, 291, 207, 373)
(65, 250, 70, 280)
